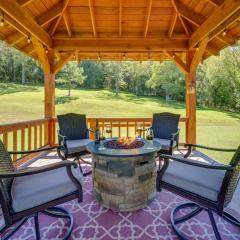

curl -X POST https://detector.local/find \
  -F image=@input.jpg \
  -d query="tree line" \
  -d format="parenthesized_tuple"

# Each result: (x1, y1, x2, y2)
(0, 41, 239, 112)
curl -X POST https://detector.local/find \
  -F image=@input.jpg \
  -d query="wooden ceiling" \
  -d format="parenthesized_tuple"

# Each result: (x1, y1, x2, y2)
(0, 0, 240, 66)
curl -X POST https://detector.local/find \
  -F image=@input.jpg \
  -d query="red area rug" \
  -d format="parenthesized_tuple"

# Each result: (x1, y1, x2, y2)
(1, 172, 240, 240)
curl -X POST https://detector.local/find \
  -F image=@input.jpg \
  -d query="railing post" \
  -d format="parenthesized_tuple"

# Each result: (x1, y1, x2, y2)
(89, 118, 96, 140)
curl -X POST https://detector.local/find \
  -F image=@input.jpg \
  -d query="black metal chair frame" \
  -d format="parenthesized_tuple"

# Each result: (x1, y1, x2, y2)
(143, 112, 180, 155)
(57, 113, 94, 176)
(157, 143, 240, 240)
(0, 146, 83, 240)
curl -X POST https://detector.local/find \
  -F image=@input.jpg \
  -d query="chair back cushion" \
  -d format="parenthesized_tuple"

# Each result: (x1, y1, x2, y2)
(57, 113, 88, 140)
(224, 146, 240, 206)
(152, 112, 180, 139)
(0, 140, 15, 209)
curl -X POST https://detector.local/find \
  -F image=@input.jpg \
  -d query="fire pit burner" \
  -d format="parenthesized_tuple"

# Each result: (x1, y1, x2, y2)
(104, 138, 144, 149)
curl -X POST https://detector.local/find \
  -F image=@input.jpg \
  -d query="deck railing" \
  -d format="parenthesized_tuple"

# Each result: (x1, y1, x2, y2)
(0, 117, 188, 165)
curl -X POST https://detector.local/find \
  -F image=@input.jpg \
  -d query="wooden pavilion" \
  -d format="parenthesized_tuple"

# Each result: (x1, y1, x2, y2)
(0, 0, 240, 159)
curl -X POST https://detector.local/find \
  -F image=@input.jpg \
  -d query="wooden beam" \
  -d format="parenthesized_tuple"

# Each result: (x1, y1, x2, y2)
(6, 3, 62, 46)
(32, 37, 50, 73)
(50, 0, 71, 36)
(165, 51, 189, 74)
(174, 0, 236, 49)
(208, 9, 240, 41)
(189, 0, 240, 49)
(53, 38, 188, 52)
(38, 3, 62, 26)
(52, 53, 73, 74)
(190, 37, 209, 72)
(88, 0, 97, 37)
(171, 0, 190, 36)
(63, 11, 72, 38)
(206, 0, 222, 7)
(168, 12, 178, 38)
(144, 0, 153, 37)
(0, 0, 52, 48)
(17, 0, 33, 7)
(119, 0, 122, 37)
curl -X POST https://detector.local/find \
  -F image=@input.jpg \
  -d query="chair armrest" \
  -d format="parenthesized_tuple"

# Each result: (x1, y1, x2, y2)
(0, 160, 78, 178)
(160, 154, 233, 170)
(140, 127, 152, 132)
(184, 143, 236, 158)
(87, 128, 95, 133)
(171, 129, 180, 138)
(8, 145, 62, 155)
(58, 130, 67, 140)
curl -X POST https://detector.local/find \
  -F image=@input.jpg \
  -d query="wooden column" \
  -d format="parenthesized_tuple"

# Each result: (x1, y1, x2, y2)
(185, 71, 196, 144)
(44, 71, 56, 146)
(185, 37, 208, 144)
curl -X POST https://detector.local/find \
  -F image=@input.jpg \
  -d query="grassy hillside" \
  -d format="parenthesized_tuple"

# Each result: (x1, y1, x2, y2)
(0, 83, 239, 163)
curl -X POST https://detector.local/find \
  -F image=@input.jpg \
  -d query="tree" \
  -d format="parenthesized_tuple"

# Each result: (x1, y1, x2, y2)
(58, 62, 86, 96)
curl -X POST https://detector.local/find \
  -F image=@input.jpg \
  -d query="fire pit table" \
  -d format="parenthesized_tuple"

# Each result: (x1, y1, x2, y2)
(87, 138, 161, 212)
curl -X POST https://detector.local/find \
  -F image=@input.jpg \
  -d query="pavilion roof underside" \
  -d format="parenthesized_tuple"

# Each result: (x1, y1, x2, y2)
(0, 0, 240, 64)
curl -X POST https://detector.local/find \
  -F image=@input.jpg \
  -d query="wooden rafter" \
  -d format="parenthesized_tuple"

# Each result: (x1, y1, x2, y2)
(5, 3, 62, 46)
(52, 53, 73, 74)
(190, 37, 209, 72)
(17, 0, 33, 7)
(88, 0, 97, 37)
(0, 0, 52, 48)
(206, 0, 222, 7)
(50, 0, 71, 36)
(63, 11, 72, 37)
(165, 52, 189, 74)
(168, 12, 178, 38)
(173, 0, 235, 49)
(189, 0, 240, 49)
(52, 38, 188, 52)
(171, 0, 190, 36)
(144, 0, 153, 37)
(119, 0, 122, 37)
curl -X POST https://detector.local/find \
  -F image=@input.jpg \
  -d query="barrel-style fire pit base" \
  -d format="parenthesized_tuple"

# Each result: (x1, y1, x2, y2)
(87, 138, 161, 212)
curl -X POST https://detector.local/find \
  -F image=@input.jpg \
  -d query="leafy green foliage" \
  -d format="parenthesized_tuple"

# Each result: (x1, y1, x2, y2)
(0, 40, 239, 111)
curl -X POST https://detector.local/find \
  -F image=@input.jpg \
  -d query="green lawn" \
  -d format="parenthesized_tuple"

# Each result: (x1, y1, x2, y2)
(0, 83, 239, 163)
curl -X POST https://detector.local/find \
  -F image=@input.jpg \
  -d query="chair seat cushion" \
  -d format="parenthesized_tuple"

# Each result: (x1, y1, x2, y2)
(66, 139, 92, 154)
(154, 138, 177, 150)
(162, 160, 226, 202)
(11, 166, 83, 212)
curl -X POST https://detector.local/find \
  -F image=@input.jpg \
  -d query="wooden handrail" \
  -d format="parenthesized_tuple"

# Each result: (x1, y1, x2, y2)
(0, 116, 188, 166)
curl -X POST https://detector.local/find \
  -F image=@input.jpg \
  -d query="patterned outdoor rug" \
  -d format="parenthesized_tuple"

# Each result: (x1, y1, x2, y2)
(1, 172, 240, 240)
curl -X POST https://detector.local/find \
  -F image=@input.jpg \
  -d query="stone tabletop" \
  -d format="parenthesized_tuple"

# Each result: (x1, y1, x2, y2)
(87, 138, 161, 157)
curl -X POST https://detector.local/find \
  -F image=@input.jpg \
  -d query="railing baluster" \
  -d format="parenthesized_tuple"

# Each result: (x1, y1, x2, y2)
(118, 122, 121, 137)
(39, 124, 43, 147)
(127, 122, 129, 137)
(13, 131, 17, 161)
(21, 129, 25, 157)
(3, 133, 8, 148)
(34, 125, 38, 149)
(110, 122, 113, 138)
(28, 127, 32, 150)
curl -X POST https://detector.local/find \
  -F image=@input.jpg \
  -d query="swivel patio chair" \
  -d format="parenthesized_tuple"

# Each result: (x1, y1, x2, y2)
(157, 144, 240, 240)
(0, 140, 83, 240)
(146, 112, 180, 155)
(57, 113, 94, 176)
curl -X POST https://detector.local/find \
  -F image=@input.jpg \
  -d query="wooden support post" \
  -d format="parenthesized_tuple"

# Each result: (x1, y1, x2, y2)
(44, 72, 55, 146)
(185, 71, 196, 144)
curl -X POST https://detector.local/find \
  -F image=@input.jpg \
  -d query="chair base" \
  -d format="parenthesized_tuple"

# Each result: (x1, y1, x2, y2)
(223, 212, 240, 227)
(171, 202, 222, 240)
(0, 207, 73, 240)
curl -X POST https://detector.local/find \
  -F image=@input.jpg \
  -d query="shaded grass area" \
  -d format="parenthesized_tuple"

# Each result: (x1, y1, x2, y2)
(0, 83, 239, 164)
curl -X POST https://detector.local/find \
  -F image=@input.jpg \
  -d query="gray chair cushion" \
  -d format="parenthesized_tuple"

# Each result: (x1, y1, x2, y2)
(162, 160, 226, 201)
(65, 139, 92, 154)
(11, 166, 83, 212)
(154, 138, 177, 150)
